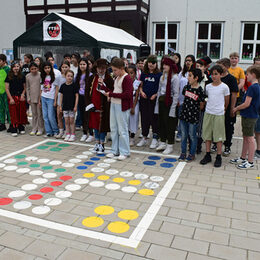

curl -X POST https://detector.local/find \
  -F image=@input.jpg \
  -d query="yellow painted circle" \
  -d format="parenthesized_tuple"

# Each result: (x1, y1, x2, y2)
(82, 216, 104, 227)
(94, 205, 114, 215)
(128, 180, 141, 186)
(138, 189, 154, 196)
(118, 210, 139, 220)
(98, 175, 110, 181)
(107, 221, 130, 233)
(113, 177, 125, 183)
(83, 173, 95, 178)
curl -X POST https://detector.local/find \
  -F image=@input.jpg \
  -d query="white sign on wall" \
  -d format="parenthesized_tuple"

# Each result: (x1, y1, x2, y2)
(123, 49, 137, 64)
(100, 48, 120, 62)
(43, 20, 62, 41)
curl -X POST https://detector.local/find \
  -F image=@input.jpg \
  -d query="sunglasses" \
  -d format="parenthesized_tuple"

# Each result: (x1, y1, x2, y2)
(149, 61, 157, 64)
(185, 59, 192, 62)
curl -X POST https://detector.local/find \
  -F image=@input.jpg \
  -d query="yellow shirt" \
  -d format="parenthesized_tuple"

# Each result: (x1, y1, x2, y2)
(228, 67, 245, 85)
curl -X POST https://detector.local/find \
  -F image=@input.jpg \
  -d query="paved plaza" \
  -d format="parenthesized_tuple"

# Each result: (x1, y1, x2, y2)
(0, 118, 259, 260)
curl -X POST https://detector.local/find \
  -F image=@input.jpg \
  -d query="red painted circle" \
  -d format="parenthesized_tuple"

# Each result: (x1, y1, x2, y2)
(59, 175, 72, 181)
(51, 181, 63, 187)
(0, 198, 13, 205)
(40, 187, 54, 193)
(28, 194, 43, 200)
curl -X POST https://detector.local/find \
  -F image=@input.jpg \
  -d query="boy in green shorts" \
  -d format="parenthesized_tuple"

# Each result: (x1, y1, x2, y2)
(0, 54, 10, 131)
(200, 65, 230, 167)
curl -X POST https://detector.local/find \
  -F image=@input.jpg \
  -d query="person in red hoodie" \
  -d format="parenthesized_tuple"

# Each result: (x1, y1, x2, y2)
(105, 58, 133, 160)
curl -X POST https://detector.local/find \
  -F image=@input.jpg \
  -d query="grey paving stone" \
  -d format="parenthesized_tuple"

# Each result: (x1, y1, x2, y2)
(204, 197, 233, 209)
(45, 210, 79, 225)
(57, 248, 100, 260)
(217, 208, 247, 220)
(0, 248, 35, 260)
(248, 251, 260, 260)
(187, 203, 217, 214)
(199, 213, 231, 228)
(230, 234, 260, 252)
(231, 219, 260, 233)
(54, 237, 89, 251)
(168, 208, 200, 222)
(194, 228, 229, 245)
(87, 245, 124, 260)
(122, 254, 148, 260)
(142, 229, 174, 246)
(160, 221, 195, 238)
(176, 190, 204, 204)
(187, 252, 222, 260)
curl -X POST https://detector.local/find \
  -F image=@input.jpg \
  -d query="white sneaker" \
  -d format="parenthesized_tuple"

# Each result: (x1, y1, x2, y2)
(117, 155, 128, 160)
(62, 133, 66, 139)
(129, 138, 135, 146)
(55, 131, 64, 139)
(11, 133, 18, 137)
(230, 157, 247, 165)
(106, 153, 118, 158)
(93, 143, 100, 153)
(175, 136, 181, 142)
(97, 144, 105, 154)
(156, 142, 167, 151)
(237, 161, 254, 170)
(53, 133, 59, 138)
(68, 135, 75, 142)
(86, 135, 95, 143)
(163, 144, 173, 154)
(80, 134, 87, 142)
(150, 138, 158, 149)
(29, 131, 36, 136)
(137, 138, 147, 147)
(64, 134, 70, 141)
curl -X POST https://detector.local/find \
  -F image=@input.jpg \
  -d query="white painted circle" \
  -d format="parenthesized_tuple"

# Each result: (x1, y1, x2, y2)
(91, 167, 104, 173)
(4, 165, 18, 171)
(21, 184, 38, 191)
(74, 178, 89, 185)
(65, 184, 81, 191)
(89, 181, 104, 187)
(82, 151, 93, 155)
(145, 182, 160, 189)
(37, 158, 50, 163)
(120, 171, 134, 177)
(105, 169, 119, 175)
(33, 178, 48, 184)
(97, 163, 110, 168)
(103, 159, 116, 164)
(122, 186, 137, 193)
(8, 190, 26, 198)
(4, 159, 16, 164)
(105, 183, 120, 190)
(42, 173, 57, 179)
(13, 201, 32, 210)
(0, 163, 6, 168)
(16, 168, 30, 173)
(150, 176, 164, 182)
(26, 156, 38, 161)
(135, 173, 149, 180)
(69, 158, 81, 163)
(55, 190, 72, 198)
(49, 160, 62, 165)
(44, 198, 62, 206)
(76, 155, 88, 159)
(29, 170, 43, 176)
(32, 206, 50, 215)
(62, 163, 75, 168)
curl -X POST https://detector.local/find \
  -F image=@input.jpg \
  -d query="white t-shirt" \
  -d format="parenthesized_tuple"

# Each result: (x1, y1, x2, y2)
(41, 75, 59, 99)
(205, 82, 230, 115)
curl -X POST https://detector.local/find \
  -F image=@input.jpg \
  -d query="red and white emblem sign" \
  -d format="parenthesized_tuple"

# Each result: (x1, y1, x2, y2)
(43, 20, 62, 41)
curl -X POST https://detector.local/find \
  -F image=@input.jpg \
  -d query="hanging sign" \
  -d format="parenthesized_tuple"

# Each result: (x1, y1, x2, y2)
(43, 20, 62, 41)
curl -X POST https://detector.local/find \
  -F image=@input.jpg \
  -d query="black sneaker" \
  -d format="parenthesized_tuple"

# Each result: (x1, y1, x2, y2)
(7, 125, 13, 133)
(211, 144, 217, 153)
(223, 146, 231, 157)
(214, 156, 222, 167)
(97, 144, 105, 154)
(0, 124, 6, 131)
(200, 154, 212, 165)
(18, 125, 25, 134)
(11, 127, 18, 137)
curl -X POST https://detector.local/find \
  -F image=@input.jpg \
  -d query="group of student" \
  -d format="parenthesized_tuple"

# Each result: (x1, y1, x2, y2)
(0, 51, 259, 169)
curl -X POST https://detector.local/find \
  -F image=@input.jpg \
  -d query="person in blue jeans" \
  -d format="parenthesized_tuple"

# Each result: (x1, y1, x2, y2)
(178, 68, 205, 162)
(40, 62, 59, 137)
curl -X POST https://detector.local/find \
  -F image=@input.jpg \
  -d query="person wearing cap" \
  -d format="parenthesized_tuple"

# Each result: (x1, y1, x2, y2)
(154, 57, 179, 154)
(86, 58, 114, 154)
(137, 55, 162, 149)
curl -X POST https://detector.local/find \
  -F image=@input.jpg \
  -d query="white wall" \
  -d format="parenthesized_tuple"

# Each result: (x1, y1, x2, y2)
(0, 0, 26, 51)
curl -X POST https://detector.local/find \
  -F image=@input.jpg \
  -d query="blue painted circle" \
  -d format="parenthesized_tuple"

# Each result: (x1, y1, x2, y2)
(84, 161, 94, 165)
(77, 166, 88, 170)
(164, 158, 177, 162)
(97, 153, 105, 157)
(160, 163, 174, 168)
(148, 156, 161, 161)
(90, 157, 100, 161)
(143, 161, 156, 166)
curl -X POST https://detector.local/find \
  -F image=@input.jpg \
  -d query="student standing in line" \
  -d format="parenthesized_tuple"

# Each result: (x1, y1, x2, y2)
(171, 53, 182, 73)
(22, 54, 33, 76)
(26, 62, 44, 136)
(137, 55, 162, 149)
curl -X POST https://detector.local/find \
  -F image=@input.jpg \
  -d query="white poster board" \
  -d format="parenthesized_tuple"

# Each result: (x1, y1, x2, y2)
(123, 49, 137, 64)
(43, 20, 62, 41)
(100, 49, 120, 62)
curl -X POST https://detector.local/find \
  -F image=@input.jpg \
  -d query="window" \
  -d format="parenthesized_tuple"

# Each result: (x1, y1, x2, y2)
(241, 23, 260, 61)
(195, 22, 223, 60)
(153, 22, 179, 56)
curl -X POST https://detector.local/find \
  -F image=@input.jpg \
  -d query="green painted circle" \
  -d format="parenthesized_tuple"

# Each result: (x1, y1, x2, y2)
(50, 147, 62, 152)
(14, 155, 26, 159)
(58, 143, 70, 147)
(29, 164, 40, 168)
(17, 161, 28, 166)
(42, 165, 53, 170)
(45, 142, 58, 146)
(37, 146, 49, 150)
(55, 168, 66, 173)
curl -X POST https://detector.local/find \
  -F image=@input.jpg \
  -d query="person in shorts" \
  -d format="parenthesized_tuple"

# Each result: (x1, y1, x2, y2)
(59, 70, 79, 142)
(230, 65, 260, 169)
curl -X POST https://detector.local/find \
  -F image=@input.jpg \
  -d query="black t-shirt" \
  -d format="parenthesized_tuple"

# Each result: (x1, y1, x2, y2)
(59, 83, 79, 110)
(22, 64, 30, 76)
(180, 84, 205, 124)
(221, 74, 239, 113)
(5, 75, 26, 96)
